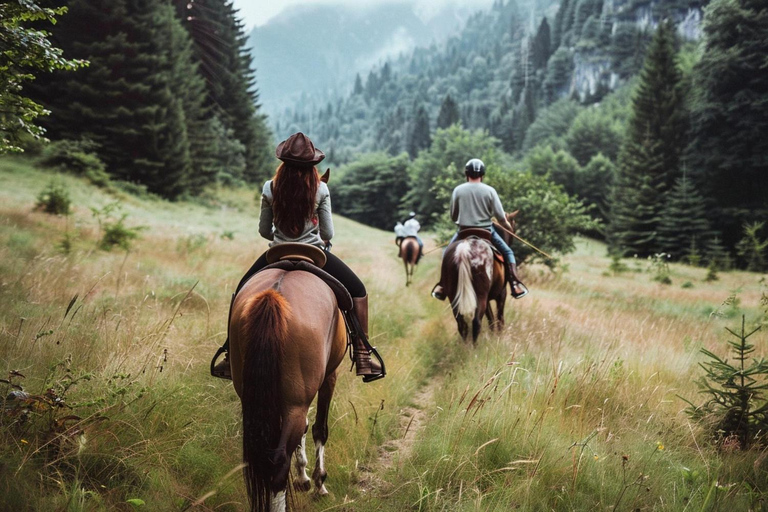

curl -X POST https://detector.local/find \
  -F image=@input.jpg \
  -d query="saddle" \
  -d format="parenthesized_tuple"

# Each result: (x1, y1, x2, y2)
(262, 243, 352, 311)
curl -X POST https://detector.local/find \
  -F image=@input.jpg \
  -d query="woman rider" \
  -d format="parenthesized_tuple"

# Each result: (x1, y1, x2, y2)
(211, 132, 385, 382)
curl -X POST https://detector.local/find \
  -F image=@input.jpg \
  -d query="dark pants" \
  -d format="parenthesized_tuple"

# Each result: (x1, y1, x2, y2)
(236, 250, 367, 298)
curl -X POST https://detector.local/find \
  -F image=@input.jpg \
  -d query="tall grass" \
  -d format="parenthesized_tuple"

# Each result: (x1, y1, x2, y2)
(1, 158, 767, 510)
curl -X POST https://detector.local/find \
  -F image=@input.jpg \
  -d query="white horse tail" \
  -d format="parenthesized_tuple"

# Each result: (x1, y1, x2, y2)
(452, 241, 477, 316)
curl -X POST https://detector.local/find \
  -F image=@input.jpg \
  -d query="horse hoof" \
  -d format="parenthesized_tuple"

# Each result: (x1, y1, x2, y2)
(294, 479, 312, 492)
(316, 485, 329, 496)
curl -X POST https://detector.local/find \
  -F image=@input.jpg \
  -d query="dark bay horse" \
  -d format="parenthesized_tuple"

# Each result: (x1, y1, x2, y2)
(400, 237, 420, 286)
(229, 268, 347, 511)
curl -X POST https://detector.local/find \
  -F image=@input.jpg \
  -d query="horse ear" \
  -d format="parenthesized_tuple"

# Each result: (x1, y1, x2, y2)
(320, 168, 330, 183)
(508, 210, 519, 219)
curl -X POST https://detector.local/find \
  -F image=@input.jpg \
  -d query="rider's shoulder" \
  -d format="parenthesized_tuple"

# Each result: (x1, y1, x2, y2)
(318, 181, 330, 196)
(262, 180, 273, 196)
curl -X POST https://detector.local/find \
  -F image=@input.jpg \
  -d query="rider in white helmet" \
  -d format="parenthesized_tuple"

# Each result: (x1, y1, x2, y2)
(431, 158, 528, 300)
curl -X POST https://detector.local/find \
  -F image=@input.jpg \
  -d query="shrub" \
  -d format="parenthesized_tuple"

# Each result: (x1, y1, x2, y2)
(684, 317, 767, 449)
(40, 139, 110, 187)
(90, 203, 144, 251)
(35, 181, 71, 215)
(736, 222, 767, 272)
(648, 253, 672, 284)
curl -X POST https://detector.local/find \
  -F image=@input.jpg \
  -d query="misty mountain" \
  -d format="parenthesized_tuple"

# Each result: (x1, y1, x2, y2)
(248, 2, 484, 117)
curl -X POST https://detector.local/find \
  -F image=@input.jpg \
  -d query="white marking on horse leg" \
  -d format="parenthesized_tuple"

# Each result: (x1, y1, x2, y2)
(294, 431, 311, 491)
(313, 440, 329, 496)
(270, 490, 286, 512)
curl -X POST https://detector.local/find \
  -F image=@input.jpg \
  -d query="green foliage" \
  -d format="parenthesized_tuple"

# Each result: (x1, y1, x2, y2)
(0, 1, 87, 153)
(736, 222, 768, 272)
(408, 105, 432, 158)
(35, 181, 71, 215)
(657, 176, 716, 261)
(522, 98, 581, 152)
(90, 203, 143, 252)
(334, 153, 411, 230)
(526, 145, 581, 196)
(607, 21, 687, 257)
(685, 317, 767, 449)
(688, 0, 768, 250)
(608, 254, 629, 274)
(406, 125, 501, 226)
(486, 170, 597, 265)
(647, 253, 672, 284)
(436, 94, 460, 129)
(565, 107, 623, 165)
(577, 153, 615, 223)
(39, 139, 110, 187)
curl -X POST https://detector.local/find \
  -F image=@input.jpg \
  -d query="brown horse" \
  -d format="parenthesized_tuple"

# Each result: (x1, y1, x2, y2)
(400, 237, 420, 286)
(229, 268, 347, 511)
(441, 234, 500, 343)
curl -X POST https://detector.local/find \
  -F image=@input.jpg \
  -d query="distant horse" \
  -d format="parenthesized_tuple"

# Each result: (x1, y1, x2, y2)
(400, 237, 420, 286)
(229, 268, 347, 511)
(441, 231, 503, 343)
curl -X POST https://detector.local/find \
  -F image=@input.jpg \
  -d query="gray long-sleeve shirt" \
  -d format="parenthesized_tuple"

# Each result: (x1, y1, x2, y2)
(450, 182, 506, 229)
(258, 180, 334, 247)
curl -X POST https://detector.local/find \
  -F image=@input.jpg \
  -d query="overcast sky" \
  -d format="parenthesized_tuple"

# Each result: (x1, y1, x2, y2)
(232, 0, 495, 30)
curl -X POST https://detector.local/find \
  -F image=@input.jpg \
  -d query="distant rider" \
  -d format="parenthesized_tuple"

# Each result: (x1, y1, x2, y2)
(431, 158, 528, 300)
(401, 212, 424, 262)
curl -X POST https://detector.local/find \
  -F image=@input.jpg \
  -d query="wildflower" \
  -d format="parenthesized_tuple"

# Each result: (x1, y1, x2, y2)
(594, 454, 599, 461)
(20, 439, 28, 445)
(656, 441, 664, 451)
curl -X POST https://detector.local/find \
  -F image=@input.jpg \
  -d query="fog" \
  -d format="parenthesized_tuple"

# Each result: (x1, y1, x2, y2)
(233, 0, 496, 29)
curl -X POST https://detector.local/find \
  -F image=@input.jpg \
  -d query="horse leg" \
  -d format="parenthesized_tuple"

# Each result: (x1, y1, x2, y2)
(293, 418, 312, 492)
(454, 306, 469, 341)
(496, 292, 506, 330)
(473, 297, 488, 344)
(312, 372, 337, 496)
(404, 260, 410, 286)
(485, 302, 495, 330)
(271, 410, 308, 509)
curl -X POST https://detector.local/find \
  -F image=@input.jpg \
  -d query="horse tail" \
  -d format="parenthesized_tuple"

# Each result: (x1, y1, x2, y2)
(452, 241, 477, 316)
(240, 289, 291, 511)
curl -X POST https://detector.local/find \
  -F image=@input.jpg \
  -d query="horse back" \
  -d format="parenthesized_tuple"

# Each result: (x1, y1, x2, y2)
(229, 269, 347, 401)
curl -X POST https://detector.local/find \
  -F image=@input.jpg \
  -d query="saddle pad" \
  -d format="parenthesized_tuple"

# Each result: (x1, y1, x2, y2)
(260, 260, 353, 311)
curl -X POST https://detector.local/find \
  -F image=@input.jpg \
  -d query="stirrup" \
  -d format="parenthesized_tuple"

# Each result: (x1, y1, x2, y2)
(510, 282, 529, 299)
(362, 345, 386, 383)
(210, 346, 231, 379)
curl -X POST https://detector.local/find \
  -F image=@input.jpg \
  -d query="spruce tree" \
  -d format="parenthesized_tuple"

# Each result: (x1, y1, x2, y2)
(607, 21, 687, 256)
(408, 105, 431, 159)
(533, 18, 552, 70)
(657, 175, 716, 261)
(437, 95, 460, 129)
(689, 0, 768, 250)
(33, 0, 199, 198)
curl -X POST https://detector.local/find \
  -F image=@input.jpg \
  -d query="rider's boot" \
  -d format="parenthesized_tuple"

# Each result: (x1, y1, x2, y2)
(211, 293, 236, 380)
(431, 283, 446, 301)
(350, 295, 385, 382)
(507, 262, 529, 299)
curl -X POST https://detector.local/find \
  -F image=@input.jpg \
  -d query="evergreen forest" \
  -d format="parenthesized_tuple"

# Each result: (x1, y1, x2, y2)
(275, 0, 767, 268)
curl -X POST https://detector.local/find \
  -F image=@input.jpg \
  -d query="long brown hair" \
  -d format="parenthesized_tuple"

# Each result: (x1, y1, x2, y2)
(271, 162, 319, 238)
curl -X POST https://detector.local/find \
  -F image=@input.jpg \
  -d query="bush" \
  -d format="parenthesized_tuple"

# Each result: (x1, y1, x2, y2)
(35, 181, 71, 215)
(684, 317, 767, 449)
(648, 253, 672, 284)
(91, 203, 144, 251)
(40, 139, 110, 187)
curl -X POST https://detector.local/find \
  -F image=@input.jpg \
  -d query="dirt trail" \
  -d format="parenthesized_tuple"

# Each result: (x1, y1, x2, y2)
(357, 377, 441, 495)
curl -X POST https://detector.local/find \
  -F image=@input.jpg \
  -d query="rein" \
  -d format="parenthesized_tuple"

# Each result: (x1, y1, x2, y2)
(420, 224, 554, 261)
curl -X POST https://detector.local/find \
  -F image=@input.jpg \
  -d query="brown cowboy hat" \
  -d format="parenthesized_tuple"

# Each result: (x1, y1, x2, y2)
(275, 132, 325, 165)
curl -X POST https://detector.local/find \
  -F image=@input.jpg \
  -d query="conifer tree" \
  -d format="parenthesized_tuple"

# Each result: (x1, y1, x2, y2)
(408, 105, 431, 159)
(607, 21, 687, 256)
(689, 0, 768, 250)
(533, 18, 552, 70)
(657, 175, 716, 261)
(437, 94, 460, 129)
(353, 73, 364, 95)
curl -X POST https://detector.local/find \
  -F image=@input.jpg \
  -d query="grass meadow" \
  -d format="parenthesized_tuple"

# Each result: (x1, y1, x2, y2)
(1, 157, 767, 511)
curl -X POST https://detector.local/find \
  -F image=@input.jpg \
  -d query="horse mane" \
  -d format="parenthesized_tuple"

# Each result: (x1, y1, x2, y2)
(240, 289, 292, 511)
